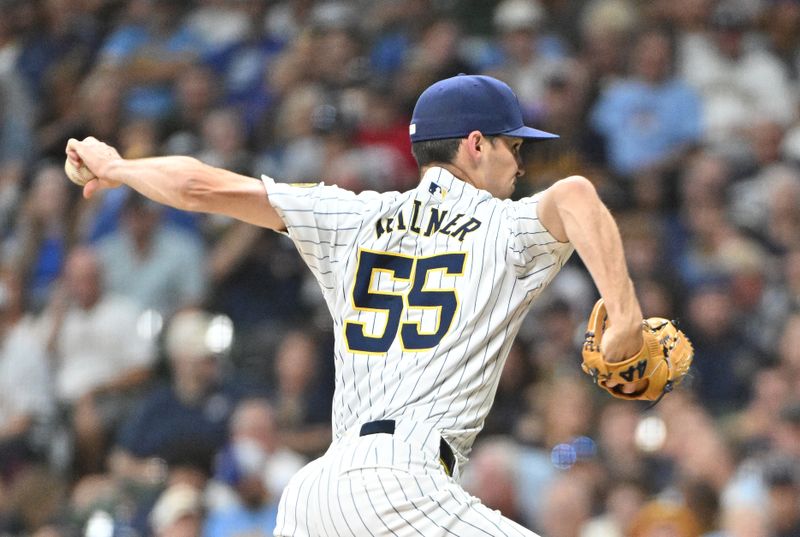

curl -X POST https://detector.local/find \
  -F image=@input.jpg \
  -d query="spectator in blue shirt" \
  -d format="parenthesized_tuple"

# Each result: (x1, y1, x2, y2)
(110, 309, 245, 478)
(591, 27, 703, 179)
(95, 0, 203, 120)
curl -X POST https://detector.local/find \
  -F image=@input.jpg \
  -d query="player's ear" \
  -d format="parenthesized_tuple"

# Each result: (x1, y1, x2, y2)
(464, 131, 485, 161)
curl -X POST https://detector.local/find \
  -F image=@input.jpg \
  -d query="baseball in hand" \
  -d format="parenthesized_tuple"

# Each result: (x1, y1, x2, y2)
(64, 158, 97, 186)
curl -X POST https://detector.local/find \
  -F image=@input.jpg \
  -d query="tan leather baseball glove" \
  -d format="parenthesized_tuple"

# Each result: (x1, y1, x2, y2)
(581, 299, 694, 402)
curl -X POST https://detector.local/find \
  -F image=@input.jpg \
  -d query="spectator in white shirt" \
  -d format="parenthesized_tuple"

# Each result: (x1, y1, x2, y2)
(43, 246, 155, 475)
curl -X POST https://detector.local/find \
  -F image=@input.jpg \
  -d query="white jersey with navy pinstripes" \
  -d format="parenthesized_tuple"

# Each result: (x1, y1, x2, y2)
(262, 167, 573, 463)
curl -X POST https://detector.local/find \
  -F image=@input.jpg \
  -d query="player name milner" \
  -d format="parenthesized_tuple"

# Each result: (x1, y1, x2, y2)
(374, 199, 482, 241)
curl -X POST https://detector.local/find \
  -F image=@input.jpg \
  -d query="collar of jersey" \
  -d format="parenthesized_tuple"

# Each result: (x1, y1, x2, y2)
(417, 166, 483, 199)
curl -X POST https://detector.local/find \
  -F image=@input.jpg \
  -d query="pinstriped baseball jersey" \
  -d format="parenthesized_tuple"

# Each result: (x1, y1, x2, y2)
(262, 166, 573, 464)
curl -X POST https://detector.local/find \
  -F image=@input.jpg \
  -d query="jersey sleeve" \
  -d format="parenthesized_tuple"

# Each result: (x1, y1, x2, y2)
(505, 193, 574, 288)
(261, 176, 365, 292)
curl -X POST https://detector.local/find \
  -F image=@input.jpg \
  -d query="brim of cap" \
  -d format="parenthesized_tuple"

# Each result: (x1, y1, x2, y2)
(504, 125, 559, 140)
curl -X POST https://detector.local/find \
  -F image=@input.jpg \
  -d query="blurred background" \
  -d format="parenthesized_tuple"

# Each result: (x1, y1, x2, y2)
(1, 0, 799, 536)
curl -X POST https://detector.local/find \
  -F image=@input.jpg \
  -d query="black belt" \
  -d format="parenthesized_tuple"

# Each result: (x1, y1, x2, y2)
(359, 420, 455, 477)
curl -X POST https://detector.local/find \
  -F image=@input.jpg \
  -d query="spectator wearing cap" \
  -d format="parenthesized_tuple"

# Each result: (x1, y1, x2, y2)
(484, 0, 564, 120)
(590, 26, 701, 180)
(678, 2, 797, 157)
(110, 309, 245, 480)
(149, 483, 204, 537)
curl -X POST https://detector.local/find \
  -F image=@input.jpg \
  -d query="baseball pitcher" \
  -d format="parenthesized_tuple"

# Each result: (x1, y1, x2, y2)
(66, 74, 692, 536)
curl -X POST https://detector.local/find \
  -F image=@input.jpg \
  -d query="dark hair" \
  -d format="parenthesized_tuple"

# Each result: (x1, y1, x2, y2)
(411, 138, 463, 167)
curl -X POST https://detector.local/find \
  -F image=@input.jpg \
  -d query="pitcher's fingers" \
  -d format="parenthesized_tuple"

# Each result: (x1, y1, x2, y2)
(82, 179, 100, 199)
(66, 139, 83, 167)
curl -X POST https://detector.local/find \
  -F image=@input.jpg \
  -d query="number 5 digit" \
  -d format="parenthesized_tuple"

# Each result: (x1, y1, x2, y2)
(401, 253, 466, 351)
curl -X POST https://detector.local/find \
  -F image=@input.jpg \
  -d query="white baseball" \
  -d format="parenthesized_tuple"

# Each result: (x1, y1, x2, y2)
(64, 159, 97, 186)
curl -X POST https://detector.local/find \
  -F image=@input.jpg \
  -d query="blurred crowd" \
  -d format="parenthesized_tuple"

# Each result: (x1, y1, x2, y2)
(1, 0, 800, 536)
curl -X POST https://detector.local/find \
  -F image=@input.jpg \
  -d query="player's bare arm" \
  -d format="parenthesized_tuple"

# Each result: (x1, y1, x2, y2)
(65, 137, 286, 231)
(538, 175, 644, 363)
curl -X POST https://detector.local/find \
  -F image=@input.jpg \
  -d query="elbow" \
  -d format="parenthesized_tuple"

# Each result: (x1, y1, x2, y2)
(180, 175, 203, 212)
(179, 159, 210, 212)
(551, 176, 600, 210)
(553, 175, 599, 200)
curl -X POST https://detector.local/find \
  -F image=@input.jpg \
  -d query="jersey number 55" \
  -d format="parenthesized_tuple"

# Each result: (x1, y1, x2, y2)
(344, 249, 467, 354)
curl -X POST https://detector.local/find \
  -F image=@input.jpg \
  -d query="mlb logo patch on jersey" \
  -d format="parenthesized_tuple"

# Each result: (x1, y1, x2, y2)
(428, 182, 447, 199)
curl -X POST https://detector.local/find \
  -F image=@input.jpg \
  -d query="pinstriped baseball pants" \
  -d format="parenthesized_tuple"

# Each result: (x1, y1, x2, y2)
(273, 422, 539, 537)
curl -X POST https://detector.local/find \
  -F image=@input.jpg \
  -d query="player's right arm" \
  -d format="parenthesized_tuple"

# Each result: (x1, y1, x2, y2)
(65, 137, 286, 231)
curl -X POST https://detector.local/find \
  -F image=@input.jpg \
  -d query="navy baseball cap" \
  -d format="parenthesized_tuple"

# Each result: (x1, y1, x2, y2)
(409, 74, 558, 143)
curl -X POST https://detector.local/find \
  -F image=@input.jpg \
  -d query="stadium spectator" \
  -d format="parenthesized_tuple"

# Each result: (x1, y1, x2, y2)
(149, 483, 204, 537)
(160, 63, 221, 155)
(485, 0, 561, 118)
(194, 107, 254, 176)
(463, 437, 525, 526)
(0, 70, 35, 235)
(207, 398, 304, 508)
(270, 330, 332, 459)
(96, 192, 207, 317)
(110, 309, 244, 477)
(538, 474, 593, 537)
(0, 268, 53, 481)
(581, 479, 646, 537)
(37, 72, 125, 163)
(7, 162, 81, 310)
(42, 246, 155, 475)
(591, 26, 702, 179)
(94, 0, 202, 119)
(679, 2, 797, 156)
(762, 457, 800, 537)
